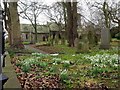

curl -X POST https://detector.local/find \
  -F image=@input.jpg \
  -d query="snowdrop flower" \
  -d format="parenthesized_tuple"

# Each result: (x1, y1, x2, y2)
(50, 53, 59, 56)
(72, 54, 75, 56)
(62, 61, 70, 64)
(61, 69, 67, 74)
(53, 63, 56, 65)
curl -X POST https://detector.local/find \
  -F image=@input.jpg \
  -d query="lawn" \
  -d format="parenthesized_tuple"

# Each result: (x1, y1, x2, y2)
(9, 46, 119, 89)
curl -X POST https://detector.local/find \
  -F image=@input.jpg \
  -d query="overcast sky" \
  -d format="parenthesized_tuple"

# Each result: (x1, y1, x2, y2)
(19, 0, 91, 24)
(0, 0, 119, 24)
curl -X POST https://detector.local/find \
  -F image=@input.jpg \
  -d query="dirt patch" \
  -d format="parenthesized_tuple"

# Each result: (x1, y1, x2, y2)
(31, 45, 61, 54)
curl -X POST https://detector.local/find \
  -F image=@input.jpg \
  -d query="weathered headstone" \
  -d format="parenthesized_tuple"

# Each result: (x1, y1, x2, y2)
(74, 38, 79, 48)
(100, 27, 110, 49)
(88, 29, 96, 48)
(55, 35, 59, 45)
(82, 33, 89, 52)
(76, 31, 89, 53)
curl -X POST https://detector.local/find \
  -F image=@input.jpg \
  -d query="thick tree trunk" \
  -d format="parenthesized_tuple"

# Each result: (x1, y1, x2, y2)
(9, 2, 24, 49)
(73, 1, 78, 42)
(66, 1, 78, 47)
(66, 2, 74, 47)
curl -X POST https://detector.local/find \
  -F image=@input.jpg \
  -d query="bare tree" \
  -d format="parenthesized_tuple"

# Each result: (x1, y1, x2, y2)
(43, 2, 66, 45)
(18, 0, 43, 43)
(86, 0, 111, 49)
(43, 2, 64, 32)
(109, 1, 120, 27)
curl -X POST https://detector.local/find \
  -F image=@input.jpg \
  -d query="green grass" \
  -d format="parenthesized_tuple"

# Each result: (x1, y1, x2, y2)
(15, 46, 119, 88)
(7, 41, 118, 88)
(22, 41, 31, 45)
(54, 45, 77, 54)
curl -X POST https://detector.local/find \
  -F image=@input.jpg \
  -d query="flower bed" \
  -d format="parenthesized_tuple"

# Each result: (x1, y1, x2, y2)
(11, 49, 119, 89)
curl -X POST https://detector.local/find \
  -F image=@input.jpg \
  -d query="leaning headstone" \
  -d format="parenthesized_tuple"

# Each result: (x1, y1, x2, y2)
(74, 38, 79, 48)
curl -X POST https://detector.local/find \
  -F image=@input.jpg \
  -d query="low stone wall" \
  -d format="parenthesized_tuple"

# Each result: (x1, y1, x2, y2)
(2, 52, 22, 89)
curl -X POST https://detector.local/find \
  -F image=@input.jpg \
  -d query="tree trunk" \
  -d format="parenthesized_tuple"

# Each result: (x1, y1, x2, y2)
(66, 1, 78, 47)
(118, 21, 120, 28)
(62, 2, 67, 38)
(73, 1, 78, 42)
(9, 2, 24, 49)
(34, 24, 37, 43)
(66, 2, 74, 47)
(34, 14, 38, 43)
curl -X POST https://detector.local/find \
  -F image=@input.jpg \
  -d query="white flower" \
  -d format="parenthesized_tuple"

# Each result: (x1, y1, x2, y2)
(72, 54, 75, 56)
(62, 61, 70, 64)
(50, 53, 59, 56)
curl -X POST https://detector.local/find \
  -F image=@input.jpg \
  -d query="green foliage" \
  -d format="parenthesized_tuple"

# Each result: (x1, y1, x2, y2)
(15, 47, 119, 88)
(49, 66, 59, 73)
(7, 49, 15, 57)
(60, 69, 69, 82)
(23, 41, 30, 45)
(115, 32, 120, 40)
(35, 42, 50, 46)
(52, 57, 62, 64)
(54, 45, 76, 54)
(84, 53, 118, 77)
(16, 62, 22, 67)
(62, 61, 70, 68)
(21, 64, 31, 73)
(32, 53, 49, 58)
(37, 62, 48, 68)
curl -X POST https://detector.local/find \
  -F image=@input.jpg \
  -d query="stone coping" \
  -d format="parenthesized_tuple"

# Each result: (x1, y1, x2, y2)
(2, 52, 22, 89)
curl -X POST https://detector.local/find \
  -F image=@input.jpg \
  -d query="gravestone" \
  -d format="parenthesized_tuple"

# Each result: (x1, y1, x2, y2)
(74, 38, 79, 48)
(88, 29, 96, 48)
(100, 27, 110, 49)
(76, 31, 89, 53)
(81, 33, 89, 52)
